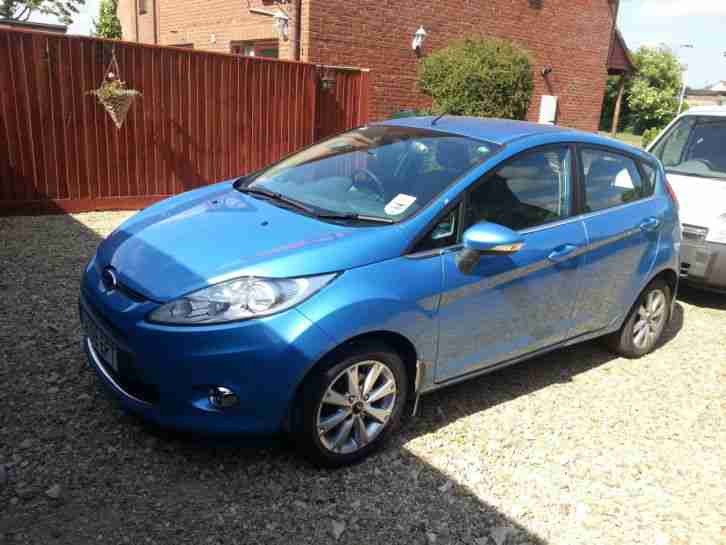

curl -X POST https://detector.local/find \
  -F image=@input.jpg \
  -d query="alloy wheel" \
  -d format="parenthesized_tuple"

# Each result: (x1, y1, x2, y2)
(632, 289, 667, 350)
(316, 360, 397, 455)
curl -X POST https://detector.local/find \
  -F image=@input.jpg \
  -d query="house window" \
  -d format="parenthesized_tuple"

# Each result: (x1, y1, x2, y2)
(231, 40, 279, 59)
(139, 0, 147, 15)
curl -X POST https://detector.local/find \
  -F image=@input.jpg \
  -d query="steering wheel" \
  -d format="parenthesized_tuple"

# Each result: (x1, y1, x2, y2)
(351, 168, 386, 201)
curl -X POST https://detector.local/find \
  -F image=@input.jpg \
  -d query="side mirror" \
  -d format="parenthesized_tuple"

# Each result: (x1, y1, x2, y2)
(463, 221, 524, 254)
(457, 222, 524, 274)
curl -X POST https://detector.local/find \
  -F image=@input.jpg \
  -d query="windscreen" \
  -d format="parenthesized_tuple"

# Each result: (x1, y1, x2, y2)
(651, 116, 726, 181)
(241, 125, 500, 222)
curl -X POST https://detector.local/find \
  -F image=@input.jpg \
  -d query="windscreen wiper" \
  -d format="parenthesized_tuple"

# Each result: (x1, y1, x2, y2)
(237, 185, 393, 224)
(315, 212, 395, 224)
(235, 186, 318, 215)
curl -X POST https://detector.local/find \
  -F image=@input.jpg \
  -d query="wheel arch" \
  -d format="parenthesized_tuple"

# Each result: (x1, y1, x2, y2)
(284, 330, 420, 433)
(648, 267, 679, 301)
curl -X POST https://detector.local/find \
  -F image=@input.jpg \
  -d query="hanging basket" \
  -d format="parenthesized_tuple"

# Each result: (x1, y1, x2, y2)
(89, 50, 142, 129)
(90, 79, 141, 129)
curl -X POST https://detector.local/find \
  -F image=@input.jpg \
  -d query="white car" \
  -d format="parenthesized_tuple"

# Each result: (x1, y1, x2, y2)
(648, 107, 726, 293)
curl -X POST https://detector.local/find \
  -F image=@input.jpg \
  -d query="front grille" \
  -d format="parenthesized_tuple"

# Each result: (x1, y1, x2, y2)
(682, 224, 708, 242)
(81, 297, 160, 405)
(110, 351, 161, 404)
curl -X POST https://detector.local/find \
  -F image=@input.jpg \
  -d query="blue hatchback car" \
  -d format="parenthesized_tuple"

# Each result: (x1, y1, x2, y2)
(81, 117, 680, 466)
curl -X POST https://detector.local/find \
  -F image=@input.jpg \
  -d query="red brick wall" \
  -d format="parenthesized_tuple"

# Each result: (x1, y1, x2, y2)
(118, 0, 158, 43)
(305, 0, 614, 131)
(117, 0, 614, 131)
(118, 0, 299, 56)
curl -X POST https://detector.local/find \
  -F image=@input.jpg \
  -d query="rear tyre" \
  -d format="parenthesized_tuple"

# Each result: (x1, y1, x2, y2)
(294, 342, 408, 468)
(606, 279, 671, 358)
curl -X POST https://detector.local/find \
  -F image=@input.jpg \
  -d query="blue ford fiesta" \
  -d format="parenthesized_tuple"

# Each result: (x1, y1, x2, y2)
(81, 117, 680, 466)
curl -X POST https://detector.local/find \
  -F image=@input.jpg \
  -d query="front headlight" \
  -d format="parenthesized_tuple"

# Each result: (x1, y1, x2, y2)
(706, 215, 726, 244)
(149, 274, 337, 325)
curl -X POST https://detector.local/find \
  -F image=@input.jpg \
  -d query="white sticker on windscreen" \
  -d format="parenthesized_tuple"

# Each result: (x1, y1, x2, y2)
(384, 194, 417, 216)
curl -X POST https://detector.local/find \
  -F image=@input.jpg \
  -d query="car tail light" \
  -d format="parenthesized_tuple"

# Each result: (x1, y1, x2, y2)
(664, 177, 679, 210)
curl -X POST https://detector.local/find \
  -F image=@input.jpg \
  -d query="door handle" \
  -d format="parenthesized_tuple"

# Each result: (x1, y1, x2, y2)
(547, 244, 579, 263)
(639, 217, 661, 232)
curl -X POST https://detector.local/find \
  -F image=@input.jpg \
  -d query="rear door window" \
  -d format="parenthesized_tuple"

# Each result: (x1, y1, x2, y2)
(580, 149, 651, 212)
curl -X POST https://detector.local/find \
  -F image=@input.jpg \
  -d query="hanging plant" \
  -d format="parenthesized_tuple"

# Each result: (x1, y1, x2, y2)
(89, 50, 141, 129)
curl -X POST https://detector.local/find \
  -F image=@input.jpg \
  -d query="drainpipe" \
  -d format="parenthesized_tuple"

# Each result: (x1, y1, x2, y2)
(134, 0, 139, 41)
(295, 0, 302, 60)
(153, 0, 158, 44)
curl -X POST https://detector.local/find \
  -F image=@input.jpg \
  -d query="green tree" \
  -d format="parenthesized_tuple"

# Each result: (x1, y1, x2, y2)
(0, 0, 85, 26)
(93, 0, 121, 39)
(601, 46, 684, 134)
(418, 37, 533, 120)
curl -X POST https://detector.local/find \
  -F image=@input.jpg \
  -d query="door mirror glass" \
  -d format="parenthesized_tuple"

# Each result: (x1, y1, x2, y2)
(462, 221, 524, 254)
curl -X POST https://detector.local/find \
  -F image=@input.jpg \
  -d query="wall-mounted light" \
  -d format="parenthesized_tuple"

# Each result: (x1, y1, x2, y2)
(541, 66, 553, 77)
(273, 11, 290, 41)
(412, 26, 427, 57)
(249, 7, 290, 41)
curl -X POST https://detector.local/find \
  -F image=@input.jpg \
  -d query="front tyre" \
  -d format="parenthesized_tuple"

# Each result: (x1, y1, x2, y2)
(296, 342, 408, 467)
(607, 278, 671, 358)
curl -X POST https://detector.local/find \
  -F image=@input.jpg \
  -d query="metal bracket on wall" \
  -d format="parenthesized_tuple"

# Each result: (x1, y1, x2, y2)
(316, 66, 337, 91)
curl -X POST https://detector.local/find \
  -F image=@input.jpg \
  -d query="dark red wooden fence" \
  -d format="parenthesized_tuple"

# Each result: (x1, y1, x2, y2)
(0, 28, 371, 214)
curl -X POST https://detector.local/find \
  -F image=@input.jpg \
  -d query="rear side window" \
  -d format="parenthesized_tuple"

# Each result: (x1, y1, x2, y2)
(580, 149, 652, 212)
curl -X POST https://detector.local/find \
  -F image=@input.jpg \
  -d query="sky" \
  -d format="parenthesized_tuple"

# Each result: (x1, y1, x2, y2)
(618, 0, 726, 88)
(28, 0, 726, 89)
(29, 0, 100, 35)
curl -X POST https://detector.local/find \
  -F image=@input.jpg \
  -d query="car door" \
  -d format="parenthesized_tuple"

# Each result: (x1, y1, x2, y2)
(571, 146, 661, 335)
(434, 145, 588, 383)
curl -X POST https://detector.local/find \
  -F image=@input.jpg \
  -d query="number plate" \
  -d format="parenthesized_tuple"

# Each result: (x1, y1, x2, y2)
(82, 311, 118, 374)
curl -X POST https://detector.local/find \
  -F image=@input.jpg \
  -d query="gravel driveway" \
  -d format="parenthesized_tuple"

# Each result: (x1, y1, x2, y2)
(1, 211, 724, 545)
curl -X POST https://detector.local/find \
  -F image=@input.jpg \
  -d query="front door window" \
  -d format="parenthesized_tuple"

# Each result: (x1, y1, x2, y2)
(463, 147, 574, 231)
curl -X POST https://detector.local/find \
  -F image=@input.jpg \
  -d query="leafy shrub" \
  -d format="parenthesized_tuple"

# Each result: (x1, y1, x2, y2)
(418, 38, 533, 119)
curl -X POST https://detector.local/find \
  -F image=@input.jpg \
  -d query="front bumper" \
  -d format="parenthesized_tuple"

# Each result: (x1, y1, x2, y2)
(679, 239, 726, 292)
(80, 286, 335, 436)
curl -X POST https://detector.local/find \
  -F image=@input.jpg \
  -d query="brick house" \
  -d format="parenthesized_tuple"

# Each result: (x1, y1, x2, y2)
(117, 0, 625, 131)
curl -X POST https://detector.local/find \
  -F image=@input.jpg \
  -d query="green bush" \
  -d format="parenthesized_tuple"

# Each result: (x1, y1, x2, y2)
(641, 127, 664, 148)
(418, 37, 533, 119)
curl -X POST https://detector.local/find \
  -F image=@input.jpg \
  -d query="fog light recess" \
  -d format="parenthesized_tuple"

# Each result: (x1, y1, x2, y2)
(209, 387, 240, 409)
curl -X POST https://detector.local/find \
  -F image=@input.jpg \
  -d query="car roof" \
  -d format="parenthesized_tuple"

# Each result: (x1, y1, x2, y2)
(377, 116, 653, 159)
(378, 116, 569, 145)
(677, 106, 726, 118)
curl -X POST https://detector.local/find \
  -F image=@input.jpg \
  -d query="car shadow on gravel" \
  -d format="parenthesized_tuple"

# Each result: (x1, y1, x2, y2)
(676, 284, 726, 310)
(2, 212, 552, 545)
(404, 301, 684, 441)
(0, 212, 688, 545)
